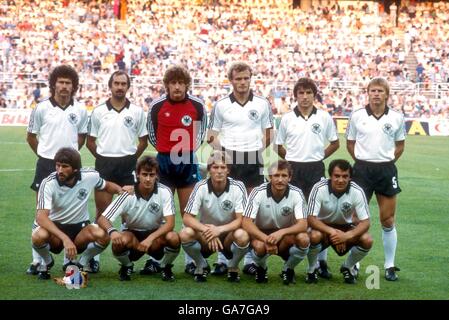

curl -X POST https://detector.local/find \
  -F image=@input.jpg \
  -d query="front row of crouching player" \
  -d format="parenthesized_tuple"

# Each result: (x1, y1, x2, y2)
(31, 147, 372, 284)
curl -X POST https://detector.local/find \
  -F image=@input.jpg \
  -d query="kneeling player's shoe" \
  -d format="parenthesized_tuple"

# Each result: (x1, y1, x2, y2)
(184, 262, 196, 275)
(352, 263, 360, 279)
(227, 271, 240, 283)
(37, 256, 55, 280)
(161, 264, 175, 282)
(317, 260, 332, 279)
(194, 265, 209, 282)
(305, 271, 319, 284)
(140, 258, 162, 275)
(340, 266, 356, 284)
(118, 264, 133, 281)
(88, 258, 100, 273)
(255, 266, 268, 283)
(281, 268, 296, 285)
(211, 262, 228, 276)
(26, 262, 40, 275)
(194, 273, 207, 282)
(243, 263, 257, 276)
(385, 266, 400, 281)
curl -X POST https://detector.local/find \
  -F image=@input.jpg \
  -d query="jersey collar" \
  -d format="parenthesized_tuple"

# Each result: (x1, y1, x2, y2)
(365, 105, 389, 120)
(294, 106, 317, 120)
(135, 182, 158, 200)
(106, 98, 131, 112)
(266, 182, 290, 203)
(207, 177, 230, 197)
(229, 90, 254, 107)
(327, 179, 350, 198)
(50, 97, 74, 110)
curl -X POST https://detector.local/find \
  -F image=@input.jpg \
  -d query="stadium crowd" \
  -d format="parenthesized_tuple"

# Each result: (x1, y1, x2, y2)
(0, 0, 448, 118)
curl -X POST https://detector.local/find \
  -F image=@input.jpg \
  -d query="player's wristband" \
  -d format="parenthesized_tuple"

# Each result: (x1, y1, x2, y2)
(107, 227, 118, 236)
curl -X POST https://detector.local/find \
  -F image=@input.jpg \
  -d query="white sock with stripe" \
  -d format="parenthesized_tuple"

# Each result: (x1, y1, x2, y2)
(243, 250, 254, 265)
(284, 245, 309, 271)
(228, 242, 249, 269)
(32, 247, 42, 265)
(343, 246, 369, 269)
(79, 242, 106, 266)
(307, 243, 322, 273)
(32, 243, 52, 266)
(318, 248, 328, 262)
(182, 241, 208, 273)
(160, 246, 180, 268)
(114, 250, 133, 267)
(252, 249, 269, 269)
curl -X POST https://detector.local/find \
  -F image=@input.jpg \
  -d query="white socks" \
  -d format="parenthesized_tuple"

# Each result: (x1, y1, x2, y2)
(382, 225, 397, 269)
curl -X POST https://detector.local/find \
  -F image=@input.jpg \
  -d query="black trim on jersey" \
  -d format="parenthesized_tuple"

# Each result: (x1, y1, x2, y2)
(184, 179, 209, 214)
(293, 106, 318, 120)
(103, 192, 130, 220)
(230, 178, 248, 209)
(266, 182, 290, 203)
(49, 97, 74, 110)
(244, 183, 267, 217)
(365, 105, 389, 120)
(105, 98, 131, 113)
(327, 179, 351, 198)
(307, 179, 329, 216)
(135, 182, 158, 200)
(229, 90, 254, 107)
(207, 177, 230, 197)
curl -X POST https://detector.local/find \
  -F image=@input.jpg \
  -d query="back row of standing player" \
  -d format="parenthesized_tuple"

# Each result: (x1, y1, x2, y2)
(26, 62, 405, 282)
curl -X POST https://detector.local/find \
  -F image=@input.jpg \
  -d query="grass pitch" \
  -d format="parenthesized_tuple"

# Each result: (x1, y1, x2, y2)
(0, 127, 448, 300)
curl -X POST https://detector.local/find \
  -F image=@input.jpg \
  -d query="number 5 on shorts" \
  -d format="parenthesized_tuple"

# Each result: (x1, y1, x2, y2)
(392, 177, 398, 189)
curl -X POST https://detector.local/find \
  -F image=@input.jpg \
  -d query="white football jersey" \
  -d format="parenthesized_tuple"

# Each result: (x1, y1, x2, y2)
(102, 182, 175, 231)
(275, 107, 338, 162)
(36, 169, 105, 224)
(244, 182, 307, 230)
(27, 98, 88, 159)
(185, 178, 247, 226)
(88, 99, 148, 157)
(308, 179, 370, 225)
(346, 106, 406, 162)
(209, 91, 274, 152)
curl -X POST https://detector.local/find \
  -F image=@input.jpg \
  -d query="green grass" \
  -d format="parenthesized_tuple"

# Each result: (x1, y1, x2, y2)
(0, 127, 448, 300)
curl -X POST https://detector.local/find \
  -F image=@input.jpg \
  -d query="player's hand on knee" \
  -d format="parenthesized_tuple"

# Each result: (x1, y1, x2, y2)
(208, 238, 223, 252)
(138, 239, 152, 253)
(111, 232, 124, 247)
(63, 240, 77, 260)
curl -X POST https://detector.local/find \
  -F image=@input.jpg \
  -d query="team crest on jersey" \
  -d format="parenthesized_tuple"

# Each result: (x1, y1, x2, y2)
(281, 206, 293, 216)
(148, 202, 160, 214)
(77, 188, 88, 200)
(311, 123, 321, 134)
(124, 116, 134, 128)
(383, 123, 393, 136)
(248, 109, 259, 121)
(181, 115, 193, 126)
(221, 200, 233, 211)
(341, 202, 352, 214)
(68, 113, 78, 125)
